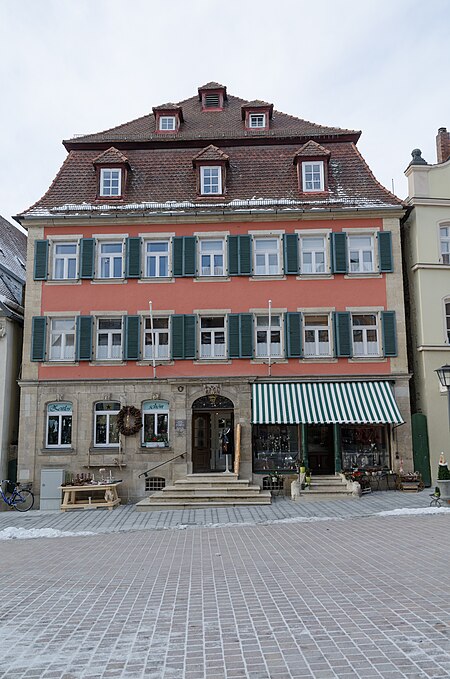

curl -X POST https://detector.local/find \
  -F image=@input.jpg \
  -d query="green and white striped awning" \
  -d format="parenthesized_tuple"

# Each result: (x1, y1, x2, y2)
(252, 382, 403, 425)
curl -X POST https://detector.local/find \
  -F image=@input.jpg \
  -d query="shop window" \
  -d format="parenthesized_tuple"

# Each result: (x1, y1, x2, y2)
(46, 402, 72, 448)
(94, 401, 120, 447)
(253, 424, 299, 472)
(341, 425, 389, 470)
(255, 315, 282, 358)
(142, 400, 169, 447)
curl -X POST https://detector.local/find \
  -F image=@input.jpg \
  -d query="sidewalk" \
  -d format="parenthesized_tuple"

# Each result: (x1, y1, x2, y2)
(0, 489, 436, 535)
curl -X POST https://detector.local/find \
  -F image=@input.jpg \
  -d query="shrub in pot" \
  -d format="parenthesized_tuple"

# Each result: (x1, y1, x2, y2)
(437, 452, 450, 502)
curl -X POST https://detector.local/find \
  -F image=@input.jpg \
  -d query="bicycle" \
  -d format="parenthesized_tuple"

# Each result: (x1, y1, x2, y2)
(429, 489, 442, 508)
(0, 480, 34, 512)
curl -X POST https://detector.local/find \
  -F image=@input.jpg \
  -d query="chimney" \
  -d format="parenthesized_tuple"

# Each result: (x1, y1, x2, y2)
(436, 127, 450, 164)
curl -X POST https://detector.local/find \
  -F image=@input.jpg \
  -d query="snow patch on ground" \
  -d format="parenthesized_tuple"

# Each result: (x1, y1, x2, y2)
(0, 527, 95, 540)
(376, 506, 450, 517)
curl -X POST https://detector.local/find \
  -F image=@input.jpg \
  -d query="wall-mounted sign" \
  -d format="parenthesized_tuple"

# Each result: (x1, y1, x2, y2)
(175, 419, 186, 431)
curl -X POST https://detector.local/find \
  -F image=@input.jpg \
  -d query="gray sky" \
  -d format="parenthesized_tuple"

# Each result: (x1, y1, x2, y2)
(0, 0, 448, 226)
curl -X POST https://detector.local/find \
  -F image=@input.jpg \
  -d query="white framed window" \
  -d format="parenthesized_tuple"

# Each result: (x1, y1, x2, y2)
(445, 301, 450, 342)
(302, 162, 324, 192)
(46, 402, 72, 448)
(98, 241, 124, 278)
(352, 314, 379, 357)
(254, 237, 281, 276)
(142, 400, 169, 446)
(94, 401, 120, 447)
(53, 242, 78, 279)
(249, 113, 266, 128)
(200, 166, 222, 195)
(304, 314, 331, 357)
(100, 168, 122, 197)
(199, 239, 225, 276)
(159, 116, 176, 131)
(440, 226, 450, 264)
(145, 240, 170, 277)
(300, 236, 327, 274)
(144, 317, 170, 360)
(96, 318, 123, 360)
(200, 317, 226, 359)
(348, 235, 375, 273)
(256, 315, 282, 358)
(49, 318, 76, 361)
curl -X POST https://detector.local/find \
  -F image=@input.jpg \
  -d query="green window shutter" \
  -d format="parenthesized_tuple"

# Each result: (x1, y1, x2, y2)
(33, 240, 48, 280)
(76, 316, 93, 361)
(125, 315, 140, 360)
(184, 237, 196, 276)
(171, 315, 196, 359)
(285, 312, 302, 357)
(173, 237, 183, 277)
(283, 234, 299, 275)
(334, 312, 352, 357)
(80, 238, 95, 279)
(382, 311, 397, 357)
(331, 233, 347, 274)
(228, 235, 252, 276)
(126, 238, 141, 278)
(378, 231, 393, 273)
(31, 317, 47, 361)
(228, 314, 240, 358)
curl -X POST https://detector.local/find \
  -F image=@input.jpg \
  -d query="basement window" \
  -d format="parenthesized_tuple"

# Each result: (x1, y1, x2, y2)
(145, 476, 166, 492)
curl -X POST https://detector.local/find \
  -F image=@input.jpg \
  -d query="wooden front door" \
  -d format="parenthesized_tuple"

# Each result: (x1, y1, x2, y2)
(192, 412, 211, 473)
(308, 424, 335, 475)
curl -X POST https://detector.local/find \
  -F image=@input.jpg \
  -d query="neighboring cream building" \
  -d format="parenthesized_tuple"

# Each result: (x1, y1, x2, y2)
(0, 215, 26, 483)
(403, 128, 450, 484)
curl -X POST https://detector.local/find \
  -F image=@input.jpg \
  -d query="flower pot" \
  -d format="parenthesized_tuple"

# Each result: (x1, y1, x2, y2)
(436, 479, 450, 502)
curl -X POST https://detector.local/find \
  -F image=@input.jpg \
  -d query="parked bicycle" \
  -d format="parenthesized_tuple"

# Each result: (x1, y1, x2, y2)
(0, 480, 34, 512)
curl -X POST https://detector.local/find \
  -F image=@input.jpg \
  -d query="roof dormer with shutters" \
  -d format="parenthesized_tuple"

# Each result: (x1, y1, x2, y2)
(294, 140, 331, 194)
(152, 103, 184, 133)
(241, 100, 273, 131)
(198, 82, 227, 111)
(192, 145, 230, 196)
(93, 147, 130, 200)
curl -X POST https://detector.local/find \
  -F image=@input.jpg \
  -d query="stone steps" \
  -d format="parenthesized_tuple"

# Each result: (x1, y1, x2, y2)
(135, 472, 272, 511)
(299, 474, 353, 498)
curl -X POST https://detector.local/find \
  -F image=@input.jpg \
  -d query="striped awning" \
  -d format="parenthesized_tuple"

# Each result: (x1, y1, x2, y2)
(252, 382, 403, 425)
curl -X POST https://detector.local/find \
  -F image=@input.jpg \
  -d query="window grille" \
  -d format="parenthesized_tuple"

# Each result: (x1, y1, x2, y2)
(145, 476, 166, 492)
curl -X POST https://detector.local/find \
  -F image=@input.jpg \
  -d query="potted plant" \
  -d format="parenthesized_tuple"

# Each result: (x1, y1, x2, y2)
(147, 434, 167, 448)
(437, 452, 450, 503)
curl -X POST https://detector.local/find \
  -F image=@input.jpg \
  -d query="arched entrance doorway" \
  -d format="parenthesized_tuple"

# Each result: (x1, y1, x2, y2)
(192, 395, 234, 473)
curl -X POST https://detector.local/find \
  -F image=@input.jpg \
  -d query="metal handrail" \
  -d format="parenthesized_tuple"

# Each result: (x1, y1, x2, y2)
(138, 453, 185, 478)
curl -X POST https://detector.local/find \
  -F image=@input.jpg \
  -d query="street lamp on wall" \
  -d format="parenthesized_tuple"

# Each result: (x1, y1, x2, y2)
(435, 364, 450, 429)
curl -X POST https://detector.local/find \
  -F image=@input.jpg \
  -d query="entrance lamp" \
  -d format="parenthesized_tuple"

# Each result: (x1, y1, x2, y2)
(435, 364, 450, 429)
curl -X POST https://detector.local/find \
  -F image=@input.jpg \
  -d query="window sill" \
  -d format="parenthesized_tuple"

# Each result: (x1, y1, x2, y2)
(89, 361, 125, 366)
(45, 279, 81, 285)
(194, 276, 230, 282)
(344, 273, 382, 279)
(250, 275, 286, 281)
(42, 361, 79, 367)
(89, 447, 120, 453)
(251, 358, 288, 364)
(138, 446, 172, 452)
(296, 274, 333, 280)
(40, 448, 76, 455)
(302, 356, 337, 362)
(137, 360, 174, 366)
(91, 279, 128, 284)
(348, 356, 386, 362)
(194, 359, 232, 365)
(138, 277, 174, 284)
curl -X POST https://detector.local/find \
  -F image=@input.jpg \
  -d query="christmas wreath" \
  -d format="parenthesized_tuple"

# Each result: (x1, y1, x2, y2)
(117, 406, 143, 436)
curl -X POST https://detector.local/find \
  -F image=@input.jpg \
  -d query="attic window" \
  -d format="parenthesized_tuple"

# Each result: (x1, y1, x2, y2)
(249, 113, 266, 128)
(100, 168, 122, 197)
(159, 116, 176, 131)
(204, 93, 220, 109)
(200, 166, 222, 195)
(302, 162, 324, 192)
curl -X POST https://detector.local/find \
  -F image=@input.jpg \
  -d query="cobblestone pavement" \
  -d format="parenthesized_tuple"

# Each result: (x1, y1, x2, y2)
(0, 494, 450, 679)
(0, 490, 436, 534)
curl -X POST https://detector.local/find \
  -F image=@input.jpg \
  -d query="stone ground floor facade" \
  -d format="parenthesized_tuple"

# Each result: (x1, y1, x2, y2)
(17, 376, 413, 507)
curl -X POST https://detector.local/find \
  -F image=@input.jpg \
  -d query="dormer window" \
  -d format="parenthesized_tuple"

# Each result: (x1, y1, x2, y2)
(201, 166, 222, 195)
(159, 116, 176, 131)
(100, 168, 122, 197)
(302, 162, 324, 192)
(249, 113, 266, 128)
(198, 82, 227, 111)
(204, 93, 220, 109)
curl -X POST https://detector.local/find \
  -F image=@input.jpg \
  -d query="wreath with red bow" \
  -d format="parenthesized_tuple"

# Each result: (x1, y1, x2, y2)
(117, 406, 143, 436)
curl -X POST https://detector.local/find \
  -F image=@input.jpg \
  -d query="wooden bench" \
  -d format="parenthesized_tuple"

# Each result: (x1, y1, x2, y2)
(60, 482, 121, 511)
